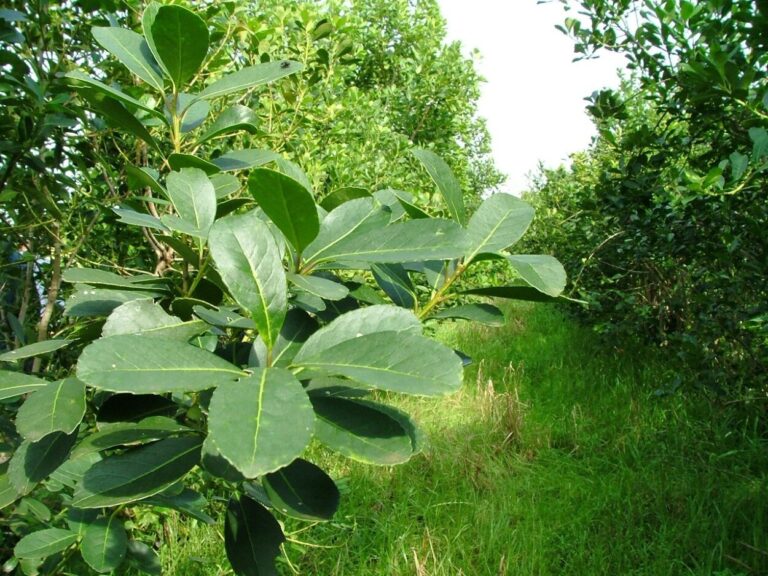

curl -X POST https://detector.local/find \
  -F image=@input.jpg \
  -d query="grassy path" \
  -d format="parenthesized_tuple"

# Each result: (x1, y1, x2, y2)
(160, 303, 768, 575)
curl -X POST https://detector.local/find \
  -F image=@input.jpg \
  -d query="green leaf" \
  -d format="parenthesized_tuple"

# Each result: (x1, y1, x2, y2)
(729, 151, 749, 182)
(8, 431, 78, 495)
(207, 369, 314, 479)
(0, 474, 22, 510)
(143, 488, 214, 524)
(320, 187, 370, 211)
(371, 264, 416, 308)
(77, 334, 245, 394)
(248, 168, 319, 253)
(166, 168, 217, 239)
(465, 194, 534, 259)
(125, 165, 165, 196)
(127, 540, 161, 575)
(209, 211, 287, 348)
(49, 453, 101, 490)
(310, 397, 413, 465)
(263, 458, 339, 521)
(250, 309, 319, 369)
(294, 331, 463, 396)
(65, 70, 164, 121)
(167, 153, 221, 174)
(149, 5, 209, 89)
(103, 300, 207, 340)
(63, 268, 167, 291)
(97, 394, 178, 423)
(199, 61, 303, 100)
(506, 255, 567, 297)
(201, 437, 246, 482)
(211, 149, 280, 171)
(72, 435, 203, 508)
(225, 495, 285, 576)
(460, 285, 562, 303)
(211, 173, 241, 198)
(81, 516, 128, 573)
(412, 149, 466, 225)
(0, 372, 48, 401)
(65, 287, 164, 318)
(80, 92, 161, 151)
(14, 528, 77, 560)
(287, 273, 349, 301)
(198, 105, 259, 144)
(112, 207, 168, 232)
(72, 418, 192, 460)
(180, 98, 209, 132)
(431, 303, 505, 326)
(0, 339, 73, 362)
(92, 26, 164, 90)
(16, 378, 86, 441)
(192, 305, 256, 329)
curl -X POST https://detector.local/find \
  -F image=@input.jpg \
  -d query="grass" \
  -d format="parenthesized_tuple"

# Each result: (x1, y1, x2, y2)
(154, 303, 768, 575)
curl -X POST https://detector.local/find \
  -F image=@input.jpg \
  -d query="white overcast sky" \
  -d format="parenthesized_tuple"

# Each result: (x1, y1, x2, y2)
(437, 0, 626, 194)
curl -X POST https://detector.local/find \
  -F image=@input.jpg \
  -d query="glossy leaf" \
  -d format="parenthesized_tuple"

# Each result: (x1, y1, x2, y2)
(209, 211, 287, 348)
(102, 300, 207, 340)
(431, 303, 505, 326)
(211, 148, 280, 171)
(14, 528, 77, 559)
(0, 371, 47, 400)
(310, 397, 413, 465)
(65, 70, 163, 120)
(180, 98, 209, 132)
(166, 168, 217, 239)
(412, 148, 466, 225)
(198, 104, 259, 143)
(506, 255, 567, 297)
(16, 378, 86, 441)
(77, 334, 245, 394)
(81, 92, 161, 151)
(72, 435, 203, 508)
(287, 273, 348, 301)
(149, 5, 208, 89)
(320, 186, 370, 211)
(92, 26, 164, 90)
(225, 495, 285, 576)
(248, 168, 319, 253)
(465, 193, 534, 259)
(0, 339, 72, 362)
(72, 418, 191, 459)
(207, 369, 314, 478)
(199, 60, 303, 100)
(81, 516, 128, 573)
(263, 458, 339, 521)
(8, 431, 78, 495)
(168, 153, 221, 174)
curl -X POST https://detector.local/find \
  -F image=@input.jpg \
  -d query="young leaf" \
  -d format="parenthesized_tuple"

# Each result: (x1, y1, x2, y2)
(248, 168, 319, 253)
(412, 148, 467, 225)
(72, 435, 203, 508)
(92, 26, 164, 90)
(225, 495, 285, 576)
(16, 378, 86, 441)
(310, 397, 414, 465)
(0, 371, 48, 400)
(208, 210, 287, 349)
(149, 5, 209, 90)
(506, 255, 567, 297)
(465, 194, 535, 260)
(77, 334, 245, 394)
(431, 303, 505, 326)
(8, 431, 78, 495)
(81, 516, 128, 573)
(207, 369, 314, 478)
(14, 528, 77, 560)
(198, 104, 259, 144)
(263, 458, 339, 521)
(249, 309, 319, 369)
(0, 339, 73, 362)
(166, 168, 217, 239)
(199, 60, 303, 100)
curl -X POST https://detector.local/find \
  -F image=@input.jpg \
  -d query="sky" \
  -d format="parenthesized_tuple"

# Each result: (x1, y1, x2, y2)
(437, 0, 626, 194)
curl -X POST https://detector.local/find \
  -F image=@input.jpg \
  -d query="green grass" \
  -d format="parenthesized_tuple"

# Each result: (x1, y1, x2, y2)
(155, 303, 768, 575)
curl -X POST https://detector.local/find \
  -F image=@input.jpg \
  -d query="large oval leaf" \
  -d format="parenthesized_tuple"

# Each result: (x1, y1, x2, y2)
(263, 458, 339, 521)
(16, 378, 86, 441)
(209, 210, 287, 349)
(92, 26, 164, 90)
(412, 149, 467, 225)
(77, 335, 245, 394)
(72, 435, 203, 508)
(506, 255, 567, 297)
(148, 5, 208, 90)
(207, 369, 314, 479)
(248, 168, 319, 254)
(14, 528, 77, 559)
(199, 61, 303, 100)
(166, 168, 216, 239)
(225, 495, 285, 576)
(81, 516, 128, 573)
(465, 193, 534, 259)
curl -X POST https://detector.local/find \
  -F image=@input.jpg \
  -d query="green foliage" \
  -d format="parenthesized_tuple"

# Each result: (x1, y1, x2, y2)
(0, 3, 562, 574)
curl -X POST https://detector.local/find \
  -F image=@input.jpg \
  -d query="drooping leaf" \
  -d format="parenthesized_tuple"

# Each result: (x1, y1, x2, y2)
(319, 187, 370, 211)
(0, 339, 73, 362)
(72, 418, 191, 459)
(14, 528, 77, 560)
(77, 335, 245, 394)
(431, 303, 505, 326)
(149, 5, 209, 89)
(207, 369, 314, 479)
(198, 104, 259, 143)
(294, 331, 463, 396)
(167, 153, 221, 174)
(16, 378, 86, 441)
(112, 207, 169, 232)
(102, 300, 207, 340)
(310, 397, 413, 465)
(208, 211, 287, 348)
(460, 285, 562, 303)
(248, 168, 319, 253)
(287, 273, 349, 301)
(263, 458, 339, 521)
(199, 61, 303, 100)
(81, 516, 128, 573)
(92, 26, 164, 90)
(465, 194, 535, 259)
(225, 495, 285, 576)
(166, 168, 217, 239)
(65, 70, 164, 120)
(412, 148, 466, 225)
(8, 431, 78, 495)
(201, 437, 246, 482)
(506, 255, 567, 297)
(0, 371, 48, 400)
(72, 435, 203, 508)
(211, 148, 280, 171)
(371, 264, 416, 308)
(143, 488, 214, 524)
(80, 91, 161, 151)
(210, 173, 241, 198)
